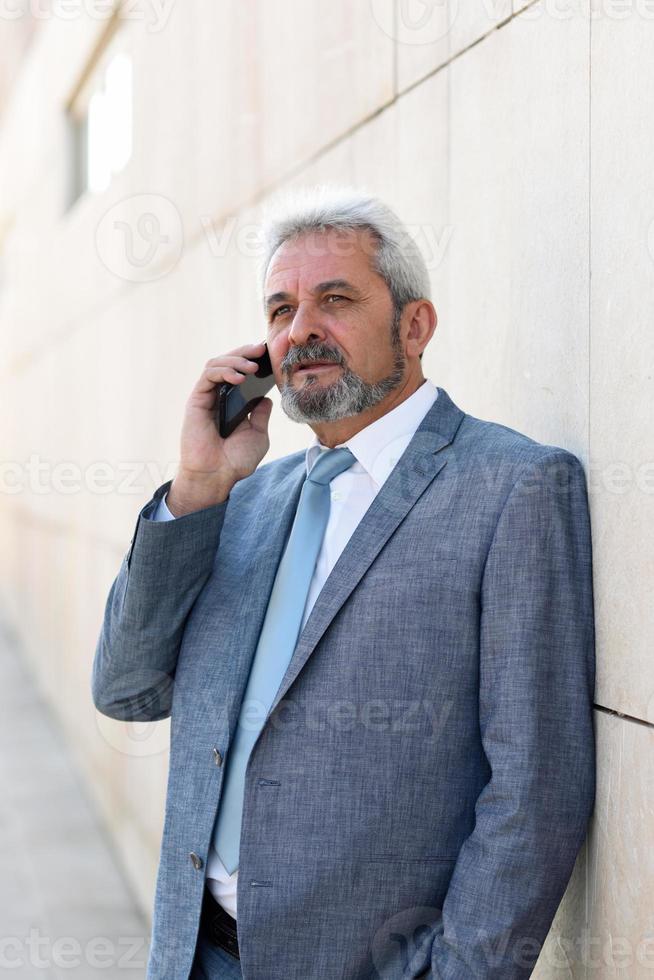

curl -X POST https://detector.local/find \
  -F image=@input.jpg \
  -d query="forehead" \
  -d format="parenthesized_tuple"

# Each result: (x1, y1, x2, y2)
(264, 226, 380, 291)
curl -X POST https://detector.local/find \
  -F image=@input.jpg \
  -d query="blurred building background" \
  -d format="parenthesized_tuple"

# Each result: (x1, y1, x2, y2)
(0, 0, 652, 976)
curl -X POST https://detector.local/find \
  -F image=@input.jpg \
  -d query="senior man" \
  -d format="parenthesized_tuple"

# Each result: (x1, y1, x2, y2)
(92, 185, 596, 979)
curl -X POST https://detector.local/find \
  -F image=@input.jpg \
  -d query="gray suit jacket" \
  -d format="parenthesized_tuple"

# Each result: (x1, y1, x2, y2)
(92, 386, 596, 979)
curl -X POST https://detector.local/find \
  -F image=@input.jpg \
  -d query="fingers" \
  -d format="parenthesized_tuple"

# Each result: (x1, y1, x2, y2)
(194, 343, 267, 395)
(204, 341, 266, 366)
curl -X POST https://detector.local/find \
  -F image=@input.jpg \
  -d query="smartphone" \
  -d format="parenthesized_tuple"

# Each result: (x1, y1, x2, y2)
(213, 342, 275, 439)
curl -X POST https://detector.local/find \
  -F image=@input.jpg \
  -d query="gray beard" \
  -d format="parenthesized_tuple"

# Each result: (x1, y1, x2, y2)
(279, 339, 406, 424)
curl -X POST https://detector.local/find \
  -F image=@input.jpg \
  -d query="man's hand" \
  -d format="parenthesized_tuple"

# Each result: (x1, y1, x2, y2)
(167, 341, 274, 515)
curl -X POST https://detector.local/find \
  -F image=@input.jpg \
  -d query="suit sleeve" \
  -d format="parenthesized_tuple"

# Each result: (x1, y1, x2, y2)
(429, 449, 596, 979)
(91, 480, 230, 722)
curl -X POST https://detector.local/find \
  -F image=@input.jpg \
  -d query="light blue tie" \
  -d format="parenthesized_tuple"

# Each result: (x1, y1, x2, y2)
(211, 446, 356, 874)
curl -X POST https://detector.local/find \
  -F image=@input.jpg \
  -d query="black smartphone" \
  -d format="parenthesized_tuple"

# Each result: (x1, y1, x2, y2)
(213, 342, 275, 439)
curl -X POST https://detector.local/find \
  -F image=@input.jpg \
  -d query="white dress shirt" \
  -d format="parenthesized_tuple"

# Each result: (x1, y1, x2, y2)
(151, 379, 439, 918)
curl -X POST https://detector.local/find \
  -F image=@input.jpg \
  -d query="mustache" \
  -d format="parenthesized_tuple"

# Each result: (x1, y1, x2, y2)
(282, 344, 344, 372)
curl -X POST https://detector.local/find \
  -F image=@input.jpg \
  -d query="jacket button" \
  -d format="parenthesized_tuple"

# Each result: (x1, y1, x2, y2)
(189, 852, 203, 871)
(212, 747, 223, 766)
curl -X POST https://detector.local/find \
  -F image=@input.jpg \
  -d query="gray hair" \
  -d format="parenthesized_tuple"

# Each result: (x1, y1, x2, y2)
(257, 185, 431, 359)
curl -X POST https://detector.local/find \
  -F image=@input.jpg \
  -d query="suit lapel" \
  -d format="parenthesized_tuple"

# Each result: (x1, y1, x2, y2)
(269, 386, 465, 715)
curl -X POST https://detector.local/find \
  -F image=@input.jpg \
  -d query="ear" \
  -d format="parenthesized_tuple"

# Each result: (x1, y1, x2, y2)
(405, 300, 437, 358)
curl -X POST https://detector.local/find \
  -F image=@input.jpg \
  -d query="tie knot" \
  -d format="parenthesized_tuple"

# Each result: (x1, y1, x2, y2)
(308, 447, 355, 486)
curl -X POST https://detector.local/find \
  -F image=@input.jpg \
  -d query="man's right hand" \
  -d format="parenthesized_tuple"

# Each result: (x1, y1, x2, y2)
(166, 341, 274, 516)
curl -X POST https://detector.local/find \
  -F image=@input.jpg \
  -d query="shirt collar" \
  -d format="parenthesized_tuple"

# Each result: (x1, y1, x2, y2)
(305, 378, 439, 490)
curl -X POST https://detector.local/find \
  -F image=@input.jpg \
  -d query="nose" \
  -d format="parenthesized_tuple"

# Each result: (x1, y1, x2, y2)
(287, 300, 327, 350)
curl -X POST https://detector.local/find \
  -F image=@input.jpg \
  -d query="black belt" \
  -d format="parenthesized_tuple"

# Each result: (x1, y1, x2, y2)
(200, 885, 240, 960)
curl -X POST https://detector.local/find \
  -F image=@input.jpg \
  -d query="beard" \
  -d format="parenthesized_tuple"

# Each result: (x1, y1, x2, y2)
(279, 311, 406, 424)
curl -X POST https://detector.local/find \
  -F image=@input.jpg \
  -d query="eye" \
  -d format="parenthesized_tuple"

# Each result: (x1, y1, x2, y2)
(325, 294, 347, 304)
(271, 305, 292, 320)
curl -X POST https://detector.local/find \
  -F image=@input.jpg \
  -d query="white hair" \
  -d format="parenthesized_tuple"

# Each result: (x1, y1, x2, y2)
(257, 183, 432, 317)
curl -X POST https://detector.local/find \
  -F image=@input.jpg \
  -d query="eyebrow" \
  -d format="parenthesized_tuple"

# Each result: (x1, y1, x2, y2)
(264, 279, 363, 313)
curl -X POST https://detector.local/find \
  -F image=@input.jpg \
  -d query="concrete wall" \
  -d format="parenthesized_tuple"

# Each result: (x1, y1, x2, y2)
(0, 1, 652, 974)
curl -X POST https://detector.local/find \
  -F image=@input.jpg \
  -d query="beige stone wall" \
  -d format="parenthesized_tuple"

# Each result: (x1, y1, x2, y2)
(0, 1, 651, 974)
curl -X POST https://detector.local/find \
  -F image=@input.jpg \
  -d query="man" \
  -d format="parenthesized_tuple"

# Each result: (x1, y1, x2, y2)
(92, 185, 596, 979)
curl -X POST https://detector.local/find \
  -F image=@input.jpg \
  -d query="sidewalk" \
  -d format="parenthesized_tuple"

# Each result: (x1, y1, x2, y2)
(0, 619, 150, 979)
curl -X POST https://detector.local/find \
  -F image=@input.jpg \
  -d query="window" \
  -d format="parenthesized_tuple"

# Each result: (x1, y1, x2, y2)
(67, 32, 133, 207)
